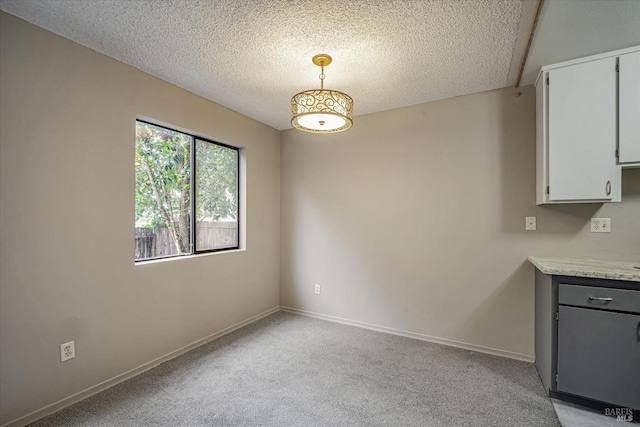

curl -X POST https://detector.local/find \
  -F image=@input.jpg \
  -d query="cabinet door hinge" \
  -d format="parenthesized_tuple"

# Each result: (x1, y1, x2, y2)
(546, 186, 550, 195)
(546, 76, 549, 85)
(616, 63, 619, 72)
(616, 148, 619, 158)
(555, 373, 558, 384)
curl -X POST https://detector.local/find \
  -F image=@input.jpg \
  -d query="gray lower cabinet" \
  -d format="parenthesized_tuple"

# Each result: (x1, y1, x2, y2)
(535, 271, 640, 410)
(557, 305, 640, 409)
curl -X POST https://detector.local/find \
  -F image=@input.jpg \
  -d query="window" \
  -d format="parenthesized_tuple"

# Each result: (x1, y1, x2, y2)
(135, 120, 239, 261)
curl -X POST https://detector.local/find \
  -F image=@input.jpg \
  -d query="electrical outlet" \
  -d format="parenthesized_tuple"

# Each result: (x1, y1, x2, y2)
(314, 284, 321, 295)
(60, 341, 75, 362)
(590, 218, 611, 233)
(525, 216, 537, 231)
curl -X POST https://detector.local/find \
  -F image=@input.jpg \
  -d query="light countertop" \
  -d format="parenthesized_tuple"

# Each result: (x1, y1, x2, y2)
(528, 257, 640, 283)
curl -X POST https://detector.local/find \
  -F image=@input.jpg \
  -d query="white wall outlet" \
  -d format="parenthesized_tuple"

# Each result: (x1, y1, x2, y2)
(314, 284, 321, 295)
(60, 341, 75, 362)
(590, 218, 611, 233)
(525, 216, 537, 231)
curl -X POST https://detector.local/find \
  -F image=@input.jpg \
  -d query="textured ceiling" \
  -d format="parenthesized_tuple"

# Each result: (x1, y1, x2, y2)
(521, 0, 640, 85)
(0, 0, 537, 130)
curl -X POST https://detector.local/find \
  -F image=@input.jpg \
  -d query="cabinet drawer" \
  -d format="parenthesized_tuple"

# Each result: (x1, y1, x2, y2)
(559, 284, 640, 314)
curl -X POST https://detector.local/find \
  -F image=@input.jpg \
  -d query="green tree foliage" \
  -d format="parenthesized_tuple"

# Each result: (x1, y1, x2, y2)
(135, 122, 191, 254)
(135, 122, 238, 256)
(195, 139, 238, 222)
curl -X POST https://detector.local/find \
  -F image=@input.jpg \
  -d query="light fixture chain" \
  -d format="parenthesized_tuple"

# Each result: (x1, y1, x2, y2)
(319, 64, 325, 90)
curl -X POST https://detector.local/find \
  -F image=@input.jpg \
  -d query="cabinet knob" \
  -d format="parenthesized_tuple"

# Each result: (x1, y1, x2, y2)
(606, 180, 611, 196)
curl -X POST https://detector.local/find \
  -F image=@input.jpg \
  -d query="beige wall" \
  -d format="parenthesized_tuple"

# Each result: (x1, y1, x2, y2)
(0, 13, 280, 424)
(281, 85, 640, 358)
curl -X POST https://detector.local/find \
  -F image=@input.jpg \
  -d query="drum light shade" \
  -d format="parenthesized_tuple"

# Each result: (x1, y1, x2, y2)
(291, 54, 353, 133)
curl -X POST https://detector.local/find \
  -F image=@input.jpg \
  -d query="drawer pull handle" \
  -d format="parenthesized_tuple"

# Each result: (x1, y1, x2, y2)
(589, 296, 613, 302)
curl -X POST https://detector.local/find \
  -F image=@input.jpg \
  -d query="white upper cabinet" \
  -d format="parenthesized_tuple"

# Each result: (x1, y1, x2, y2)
(618, 51, 640, 166)
(536, 46, 640, 205)
(547, 57, 618, 202)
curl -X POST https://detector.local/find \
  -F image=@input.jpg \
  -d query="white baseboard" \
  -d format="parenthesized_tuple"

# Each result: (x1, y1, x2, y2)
(279, 306, 535, 363)
(1, 307, 280, 427)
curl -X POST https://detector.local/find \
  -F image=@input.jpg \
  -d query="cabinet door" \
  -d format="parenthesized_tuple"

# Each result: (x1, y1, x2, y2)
(548, 58, 618, 201)
(557, 306, 640, 409)
(619, 51, 640, 164)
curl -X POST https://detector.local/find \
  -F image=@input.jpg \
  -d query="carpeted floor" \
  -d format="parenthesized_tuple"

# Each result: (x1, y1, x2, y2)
(29, 311, 560, 426)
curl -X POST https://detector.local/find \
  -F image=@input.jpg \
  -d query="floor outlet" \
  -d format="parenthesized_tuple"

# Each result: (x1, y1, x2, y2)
(61, 341, 75, 362)
(314, 284, 321, 295)
(590, 218, 611, 233)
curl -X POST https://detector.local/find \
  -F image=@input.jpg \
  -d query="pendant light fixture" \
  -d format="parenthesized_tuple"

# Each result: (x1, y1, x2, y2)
(291, 54, 354, 133)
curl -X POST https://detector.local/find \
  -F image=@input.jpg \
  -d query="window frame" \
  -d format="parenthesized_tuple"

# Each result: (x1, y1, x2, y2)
(135, 119, 240, 262)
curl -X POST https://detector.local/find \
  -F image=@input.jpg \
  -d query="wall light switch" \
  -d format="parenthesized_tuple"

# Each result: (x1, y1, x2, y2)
(525, 217, 537, 231)
(590, 218, 611, 233)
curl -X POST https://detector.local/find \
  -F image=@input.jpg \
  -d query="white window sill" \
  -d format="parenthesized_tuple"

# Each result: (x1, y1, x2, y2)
(135, 248, 246, 266)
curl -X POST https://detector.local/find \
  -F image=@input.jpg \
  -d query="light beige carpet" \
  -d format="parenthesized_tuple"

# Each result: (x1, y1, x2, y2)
(30, 311, 560, 426)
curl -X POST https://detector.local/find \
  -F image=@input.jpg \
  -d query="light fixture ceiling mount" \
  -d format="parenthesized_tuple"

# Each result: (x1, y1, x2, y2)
(311, 53, 332, 68)
(291, 54, 353, 133)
